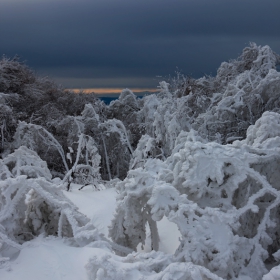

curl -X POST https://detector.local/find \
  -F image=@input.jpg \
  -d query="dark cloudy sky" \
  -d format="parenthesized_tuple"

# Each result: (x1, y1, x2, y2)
(1, 0, 280, 92)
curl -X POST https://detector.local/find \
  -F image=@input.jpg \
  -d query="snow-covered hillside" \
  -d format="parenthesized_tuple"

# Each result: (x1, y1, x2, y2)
(1, 43, 280, 279)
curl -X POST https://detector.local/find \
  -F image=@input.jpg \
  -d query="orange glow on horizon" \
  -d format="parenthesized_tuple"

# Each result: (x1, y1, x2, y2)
(68, 88, 159, 94)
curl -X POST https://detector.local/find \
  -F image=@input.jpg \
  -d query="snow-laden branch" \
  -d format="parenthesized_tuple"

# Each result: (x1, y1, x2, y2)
(14, 121, 69, 172)
(100, 119, 133, 155)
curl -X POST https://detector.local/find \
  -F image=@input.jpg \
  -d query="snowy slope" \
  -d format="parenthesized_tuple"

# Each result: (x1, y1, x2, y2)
(0, 184, 180, 280)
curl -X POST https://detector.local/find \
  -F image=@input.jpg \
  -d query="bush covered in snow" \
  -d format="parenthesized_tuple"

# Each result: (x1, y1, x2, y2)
(0, 147, 107, 270)
(108, 112, 280, 279)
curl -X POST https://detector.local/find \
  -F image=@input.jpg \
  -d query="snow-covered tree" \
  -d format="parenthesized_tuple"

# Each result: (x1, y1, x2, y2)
(13, 121, 70, 174)
(0, 146, 52, 180)
(0, 103, 16, 154)
(130, 134, 164, 169)
(98, 118, 134, 179)
(108, 89, 140, 140)
(137, 94, 159, 135)
(192, 43, 280, 143)
(100, 118, 133, 155)
(139, 43, 280, 150)
(63, 133, 102, 190)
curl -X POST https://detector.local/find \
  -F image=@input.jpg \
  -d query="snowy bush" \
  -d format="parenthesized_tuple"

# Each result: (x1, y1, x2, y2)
(100, 118, 134, 155)
(86, 250, 223, 280)
(0, 103, 16, 153)
(130, 134, 164, 169)
(192, 44, 280, 144)
(109, 112, 280, 279)
(0, 146, 52, 180)
(62, 133, 102, 191)
(14, 121, 103, 190)
(109, 158, 167, 251)
(138, 43, 280, 156)
(13, 121, 70, 173)
(0, 147, 102, 250)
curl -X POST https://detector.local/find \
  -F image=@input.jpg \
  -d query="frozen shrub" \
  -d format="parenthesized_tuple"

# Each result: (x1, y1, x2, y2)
(0, 147, 101, 249)
(110, 112, 280, 279)
(130, 134, 164, 169)
(0, 146, 52, 180)
(62, 133, 102, 190)
(86, 250, 223, 280)
(13, 121, 70, 173)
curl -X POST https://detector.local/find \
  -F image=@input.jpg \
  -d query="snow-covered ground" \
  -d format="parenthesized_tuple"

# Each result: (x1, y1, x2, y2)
(63, 185, 117, 237)
(0, 236, 105, 280)
(0, 184, 180, 280)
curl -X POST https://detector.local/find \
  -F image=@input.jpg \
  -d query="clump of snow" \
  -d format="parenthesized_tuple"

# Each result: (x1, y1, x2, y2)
(263, 265, 280, 280)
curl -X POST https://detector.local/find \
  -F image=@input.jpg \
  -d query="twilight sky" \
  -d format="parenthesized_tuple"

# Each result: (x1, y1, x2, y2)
(1, 0, 280, 93)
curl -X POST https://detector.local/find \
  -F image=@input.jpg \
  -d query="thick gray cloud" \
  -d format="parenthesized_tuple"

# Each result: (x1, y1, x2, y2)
(1, 0, 280, 88)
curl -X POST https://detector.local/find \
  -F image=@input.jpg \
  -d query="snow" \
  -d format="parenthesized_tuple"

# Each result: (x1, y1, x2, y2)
(0, 236, 106, 280)
(137, 216, 180, 254)
(64, 184, 180, 252)
(0, 184, 181, 280)
(1, 43, 280, 279)
(263, 265, 280, 280)
(63, 185, 117, 237)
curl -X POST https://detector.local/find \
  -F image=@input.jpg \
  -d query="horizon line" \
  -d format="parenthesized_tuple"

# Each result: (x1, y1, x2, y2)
(67, 87, 159, 94)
